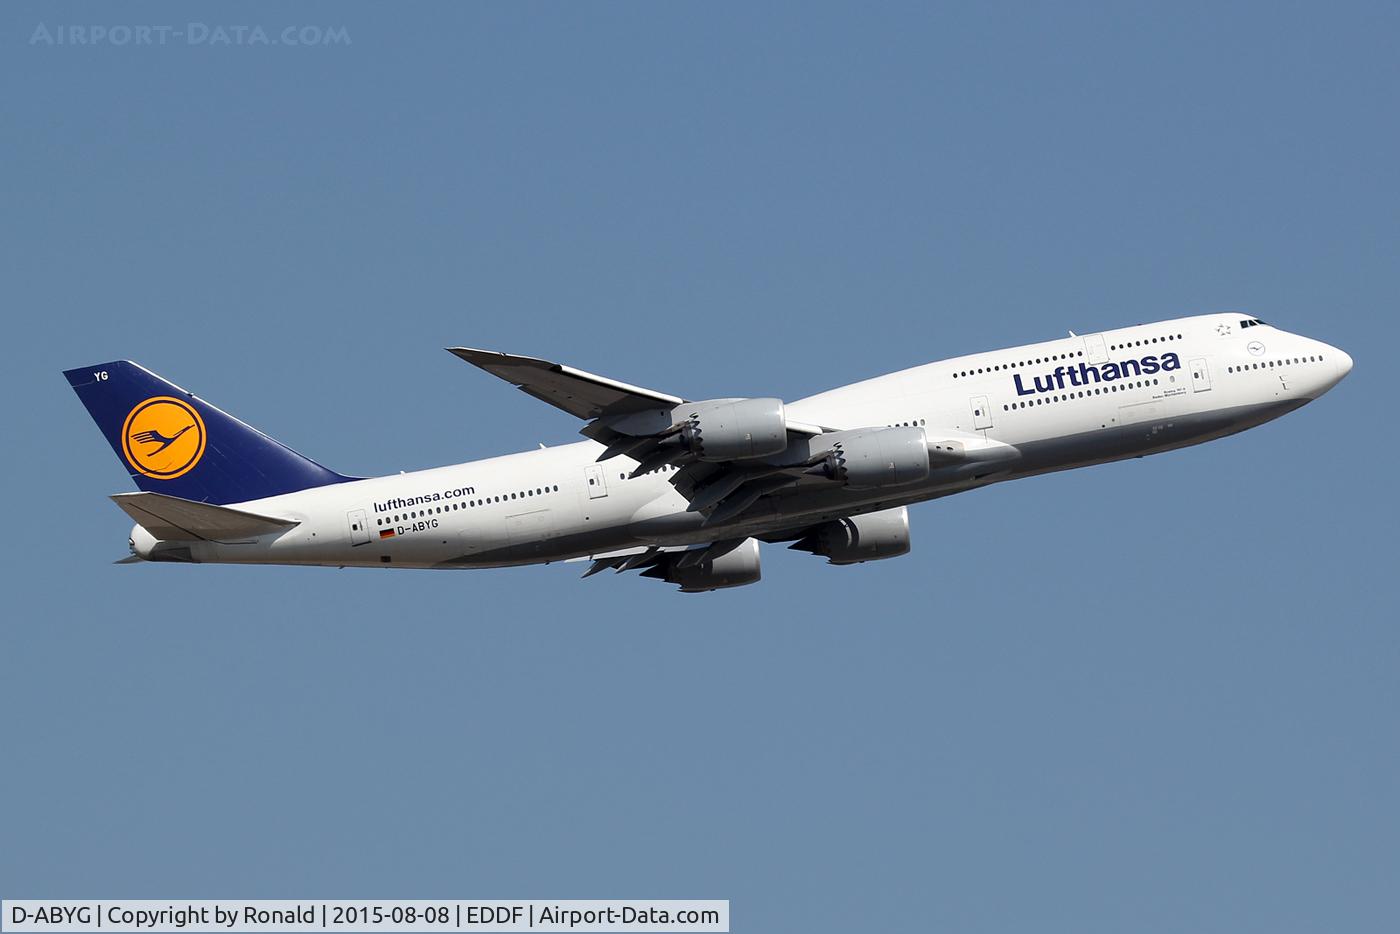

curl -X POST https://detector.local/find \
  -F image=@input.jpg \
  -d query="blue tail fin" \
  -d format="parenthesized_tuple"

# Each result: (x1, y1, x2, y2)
(64, 361, 354, 505)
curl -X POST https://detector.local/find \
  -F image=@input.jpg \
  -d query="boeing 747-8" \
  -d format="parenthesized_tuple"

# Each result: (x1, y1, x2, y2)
(66, 313, 1351, 591)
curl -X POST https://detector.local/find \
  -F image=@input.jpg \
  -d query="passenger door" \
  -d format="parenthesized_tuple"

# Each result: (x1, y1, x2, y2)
(1084, 333, 1109, 364)
(584, 464, 609, 499)
(970, 395, 993, 430)
(346, 508, 370, 546)
(1190, 357, 1212, 392)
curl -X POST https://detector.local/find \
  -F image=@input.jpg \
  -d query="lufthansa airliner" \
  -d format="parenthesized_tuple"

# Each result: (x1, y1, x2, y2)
(66, 313, 1351, 591)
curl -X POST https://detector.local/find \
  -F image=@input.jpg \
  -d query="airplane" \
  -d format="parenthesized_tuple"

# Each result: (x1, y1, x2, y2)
(65, 313, 1351, 592)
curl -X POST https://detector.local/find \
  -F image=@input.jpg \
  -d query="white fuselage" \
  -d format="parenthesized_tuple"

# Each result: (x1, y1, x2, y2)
(132, 314, 1351, 569)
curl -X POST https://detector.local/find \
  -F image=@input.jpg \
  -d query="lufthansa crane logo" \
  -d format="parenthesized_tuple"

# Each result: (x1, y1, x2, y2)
(121, 396, 207, 480)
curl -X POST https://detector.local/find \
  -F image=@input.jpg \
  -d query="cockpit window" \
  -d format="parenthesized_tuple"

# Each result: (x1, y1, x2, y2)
(1239, 318, 1268, 329)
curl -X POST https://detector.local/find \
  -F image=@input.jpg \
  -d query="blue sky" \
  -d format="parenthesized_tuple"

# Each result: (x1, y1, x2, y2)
(2, 3, 1396, 932)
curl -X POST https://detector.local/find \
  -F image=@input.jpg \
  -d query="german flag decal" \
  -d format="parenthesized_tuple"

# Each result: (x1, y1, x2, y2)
(379, 529, 396, 540)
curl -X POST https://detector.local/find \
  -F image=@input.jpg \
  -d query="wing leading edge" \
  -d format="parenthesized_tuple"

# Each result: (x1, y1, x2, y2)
(447, 345, 828, 434)
(446, 346, 685, 420)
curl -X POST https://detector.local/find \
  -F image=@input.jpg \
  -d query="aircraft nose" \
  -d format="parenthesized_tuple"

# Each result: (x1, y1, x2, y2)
(1301, 340, 1351, 399)
(1332, 346, 1353, 380)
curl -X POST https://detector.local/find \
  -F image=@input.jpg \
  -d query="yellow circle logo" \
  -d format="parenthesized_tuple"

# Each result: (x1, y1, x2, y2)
(121, 396, 207, 480)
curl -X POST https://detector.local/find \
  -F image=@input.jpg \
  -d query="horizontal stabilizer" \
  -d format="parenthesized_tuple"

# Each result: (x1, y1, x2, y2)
(111, 492, 298, 542)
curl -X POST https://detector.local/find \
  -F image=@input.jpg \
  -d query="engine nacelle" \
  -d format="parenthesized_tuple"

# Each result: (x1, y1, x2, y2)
(642, 538, 762, 592)
(679, 397, 788, 461)
(809, 426, 929, 489)
(791, 507, 911, 565)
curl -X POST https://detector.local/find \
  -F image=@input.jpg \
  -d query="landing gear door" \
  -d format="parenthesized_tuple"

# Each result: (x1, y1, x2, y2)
(970, 395, 993, 431)
(347, 508, 370, 546)
(1190, 357, 1212, 392)
(584, 464, 609, 499)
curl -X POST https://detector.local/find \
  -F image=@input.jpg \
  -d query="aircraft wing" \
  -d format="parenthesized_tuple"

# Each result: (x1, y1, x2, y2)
(111, 491, 298, 542)
(565, 543, 689, 578)
(566, 540, 752, 582)
(448, 345, 834, 523)
(448, 346, 828, 433)
(446, 346, 685, 420)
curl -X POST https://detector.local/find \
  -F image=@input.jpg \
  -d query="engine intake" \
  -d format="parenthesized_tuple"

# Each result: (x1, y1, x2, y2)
(808, 426, 929, 489)
(679, 398, 788, 461)
(791, 507, 911, 565)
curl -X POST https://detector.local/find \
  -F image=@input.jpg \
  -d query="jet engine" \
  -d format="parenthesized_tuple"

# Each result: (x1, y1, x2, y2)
(678, 397, 788, 461)
(640, 538, 763, 592)
(807, 426, 929, 489)
(790, 507, 911, 565)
